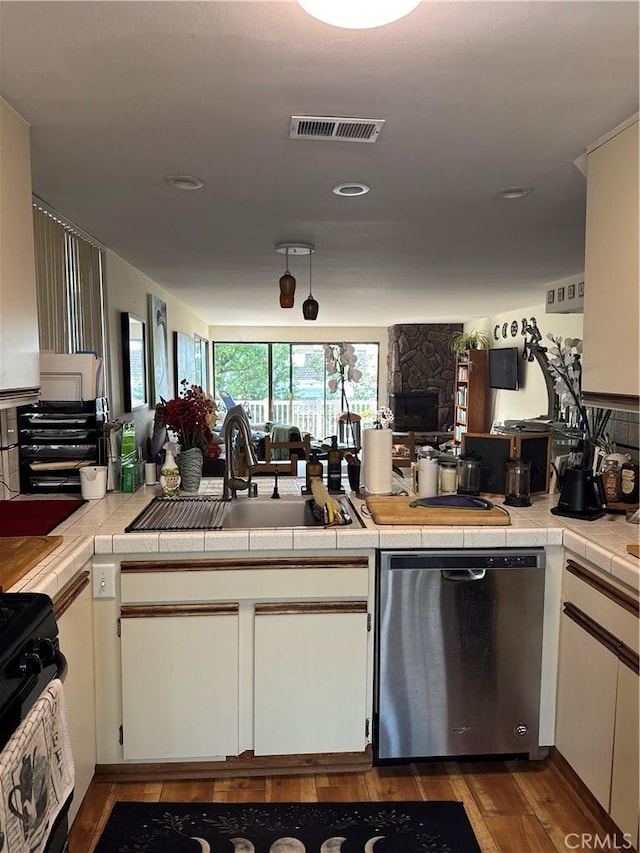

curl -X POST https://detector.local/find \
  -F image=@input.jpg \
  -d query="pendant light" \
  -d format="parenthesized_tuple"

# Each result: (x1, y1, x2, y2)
(302, 249, 319, 321)
(275, 242, 314, 310)
(279, 247, 296, 309)
(297, 0, 420, 29)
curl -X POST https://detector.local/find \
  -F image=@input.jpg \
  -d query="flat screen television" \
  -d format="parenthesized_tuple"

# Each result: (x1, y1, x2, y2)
(489, 347, 520, 390)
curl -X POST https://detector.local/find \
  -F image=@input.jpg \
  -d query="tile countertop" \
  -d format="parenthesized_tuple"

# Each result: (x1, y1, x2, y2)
(6, 477, 639, 599)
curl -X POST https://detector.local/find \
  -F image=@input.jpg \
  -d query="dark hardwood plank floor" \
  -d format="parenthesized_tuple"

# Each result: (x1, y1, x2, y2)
(67, 758, 622, 853)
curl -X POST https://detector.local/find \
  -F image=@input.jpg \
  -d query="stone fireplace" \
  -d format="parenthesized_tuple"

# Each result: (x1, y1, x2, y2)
(387, 324, 462, 430)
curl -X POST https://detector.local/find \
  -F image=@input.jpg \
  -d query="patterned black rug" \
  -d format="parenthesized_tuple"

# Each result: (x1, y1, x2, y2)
(94, 801, 481, 852)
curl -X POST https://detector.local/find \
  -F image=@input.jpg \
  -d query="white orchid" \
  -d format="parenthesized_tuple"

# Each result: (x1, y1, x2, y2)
(545, 334, 611, 458)
(324, 342, 363, 449)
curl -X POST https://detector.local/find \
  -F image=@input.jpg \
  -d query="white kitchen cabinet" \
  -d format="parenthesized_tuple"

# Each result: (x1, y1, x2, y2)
(54, 569, 97, 825)
(119, 603, 239, 760)
(0, 99, 40, 409)
(254, 603, 368, 756)
(582, 115, 639, 410)
(555, 556, 639, 841)
(555, 609, 618, 809)
(113, 555, 372, 766)
(610, 659, 639, 845)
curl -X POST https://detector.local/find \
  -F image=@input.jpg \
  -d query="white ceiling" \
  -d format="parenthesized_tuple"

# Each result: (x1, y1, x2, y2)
(0, 1, 638, 327)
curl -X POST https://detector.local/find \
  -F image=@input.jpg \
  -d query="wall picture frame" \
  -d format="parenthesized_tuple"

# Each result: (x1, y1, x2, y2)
(121, 312, 147, 412)
(194, 334, 209, 392)
(557, 287, 565, 303)
(547, 289, 555, 305)
(173, 330, 197, 395)
(578, 281, 584, 297)
(148, 295, 170, 404)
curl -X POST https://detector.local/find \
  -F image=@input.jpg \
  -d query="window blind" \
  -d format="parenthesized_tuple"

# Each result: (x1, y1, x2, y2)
(32, 201, 106, 367)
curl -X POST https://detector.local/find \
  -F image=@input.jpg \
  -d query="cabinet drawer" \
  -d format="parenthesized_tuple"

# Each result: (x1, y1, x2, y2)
(563, 559, 639, 653)
(121, 557, 370, 604)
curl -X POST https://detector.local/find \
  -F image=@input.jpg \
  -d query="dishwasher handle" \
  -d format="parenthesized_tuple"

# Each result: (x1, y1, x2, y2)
(441, 569, 486, 582)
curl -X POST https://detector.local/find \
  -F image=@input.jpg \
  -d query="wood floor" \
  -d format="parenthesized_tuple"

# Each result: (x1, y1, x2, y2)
(68, 756, 623, 852)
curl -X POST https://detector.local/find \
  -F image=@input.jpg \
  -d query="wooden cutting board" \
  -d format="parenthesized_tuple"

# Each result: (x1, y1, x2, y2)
(0, 536, 63, 591)
(627, 544, 639, 558)
(366, 496, 511, 526)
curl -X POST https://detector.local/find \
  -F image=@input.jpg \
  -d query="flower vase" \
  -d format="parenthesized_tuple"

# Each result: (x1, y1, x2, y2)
(178, 447, 203, 493)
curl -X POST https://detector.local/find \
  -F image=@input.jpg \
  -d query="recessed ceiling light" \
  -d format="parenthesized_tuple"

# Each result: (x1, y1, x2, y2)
(297, 0, 421, 29)
(165, 175, 204, 191)
(495, 186, 532, 200)
(333, 182, 370, 197)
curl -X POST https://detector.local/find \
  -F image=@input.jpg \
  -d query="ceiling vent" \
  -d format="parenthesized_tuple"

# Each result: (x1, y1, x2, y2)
(289, 116, 385, 143)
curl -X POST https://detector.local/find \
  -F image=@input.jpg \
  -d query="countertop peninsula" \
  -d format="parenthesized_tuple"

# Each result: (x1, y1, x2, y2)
(6, 475, 639, 599)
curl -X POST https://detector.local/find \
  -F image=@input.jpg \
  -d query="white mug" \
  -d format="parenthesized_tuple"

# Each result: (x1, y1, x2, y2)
(144, 462, 157, 485)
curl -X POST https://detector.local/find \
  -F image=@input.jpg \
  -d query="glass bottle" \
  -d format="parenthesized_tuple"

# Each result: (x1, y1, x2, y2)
(327, 435, 343, 493)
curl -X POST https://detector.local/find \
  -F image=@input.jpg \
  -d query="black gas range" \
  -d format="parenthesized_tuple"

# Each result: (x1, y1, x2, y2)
(0, 592, 66, 752)
(0, 592, 71, 853)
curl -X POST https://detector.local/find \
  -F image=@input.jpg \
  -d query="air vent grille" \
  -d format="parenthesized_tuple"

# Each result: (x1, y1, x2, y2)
(290, 116, 384, 143)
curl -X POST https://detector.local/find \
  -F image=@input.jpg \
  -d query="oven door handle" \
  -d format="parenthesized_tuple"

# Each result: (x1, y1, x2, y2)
(55, 649, 68, 682)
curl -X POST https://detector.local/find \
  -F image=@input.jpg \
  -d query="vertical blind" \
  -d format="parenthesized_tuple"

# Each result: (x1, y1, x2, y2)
(32, 203, 106, 362)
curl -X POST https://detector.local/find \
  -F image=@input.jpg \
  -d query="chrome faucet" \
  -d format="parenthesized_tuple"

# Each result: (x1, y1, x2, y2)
(223, 411, 259, 499)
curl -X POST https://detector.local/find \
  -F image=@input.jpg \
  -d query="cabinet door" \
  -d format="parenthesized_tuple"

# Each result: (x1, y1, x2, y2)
(0, 100, 40, 402)
(120, 604, 239, 760)
(254, 603, 368, 756)
(610, 661, 639, 843)
(583, 119, 639, 405)
(555, 611, 617, 810)
(56, 573, 96, 825)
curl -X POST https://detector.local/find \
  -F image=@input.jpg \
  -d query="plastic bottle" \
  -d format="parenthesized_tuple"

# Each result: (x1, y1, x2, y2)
(160, 441, 181, 497)
(327, 435, 343, 493)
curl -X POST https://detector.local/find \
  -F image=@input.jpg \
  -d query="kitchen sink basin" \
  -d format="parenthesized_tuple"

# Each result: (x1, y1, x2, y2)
(125, 494, 363, 532)
(221, 495, 362, 530)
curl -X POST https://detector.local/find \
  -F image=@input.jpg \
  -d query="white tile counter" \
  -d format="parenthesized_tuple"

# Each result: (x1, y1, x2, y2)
(6, 477, 639, 595)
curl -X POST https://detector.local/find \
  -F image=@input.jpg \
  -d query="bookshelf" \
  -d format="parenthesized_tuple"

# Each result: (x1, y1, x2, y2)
(453, 349, 489, 446)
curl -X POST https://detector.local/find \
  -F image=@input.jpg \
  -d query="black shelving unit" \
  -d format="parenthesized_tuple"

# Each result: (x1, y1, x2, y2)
(18, 398, 108, 493)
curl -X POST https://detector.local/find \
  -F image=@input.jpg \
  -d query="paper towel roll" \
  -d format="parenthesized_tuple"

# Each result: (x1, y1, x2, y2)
(417, 457, 439, 497)
(362, 428, 393, 495)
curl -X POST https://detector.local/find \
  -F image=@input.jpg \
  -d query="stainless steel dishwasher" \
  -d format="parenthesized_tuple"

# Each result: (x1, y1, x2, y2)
(375, 548, 546, 762)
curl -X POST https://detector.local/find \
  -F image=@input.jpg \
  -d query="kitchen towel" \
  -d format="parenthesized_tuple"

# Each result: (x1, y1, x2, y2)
(0, 678, 74, 853)
(361, 427, 393, 495)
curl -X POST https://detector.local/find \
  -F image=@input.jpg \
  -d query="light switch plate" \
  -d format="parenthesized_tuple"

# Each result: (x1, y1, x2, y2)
(92, 564, 115, 599)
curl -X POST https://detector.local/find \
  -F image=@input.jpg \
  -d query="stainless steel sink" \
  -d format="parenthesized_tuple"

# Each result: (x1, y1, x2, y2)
(221, 495, 362, 529)
(125, 494, 363, 532)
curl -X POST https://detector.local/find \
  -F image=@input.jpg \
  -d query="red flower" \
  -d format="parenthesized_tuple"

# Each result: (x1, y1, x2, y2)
(161, 380, 218, 451)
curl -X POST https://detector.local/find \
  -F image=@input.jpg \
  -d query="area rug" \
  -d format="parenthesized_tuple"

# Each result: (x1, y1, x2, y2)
(0, 498, 86, 536)
(94, 801, 481, 852)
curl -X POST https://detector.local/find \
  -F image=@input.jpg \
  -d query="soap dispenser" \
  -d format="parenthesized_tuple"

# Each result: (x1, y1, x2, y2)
(303, 449, 323, 495)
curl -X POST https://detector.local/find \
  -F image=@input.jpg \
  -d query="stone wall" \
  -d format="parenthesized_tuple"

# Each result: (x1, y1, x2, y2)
(387, 324, 462, 429)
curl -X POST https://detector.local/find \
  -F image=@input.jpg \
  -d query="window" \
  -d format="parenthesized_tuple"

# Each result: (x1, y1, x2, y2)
(213, 341, 379, 439)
